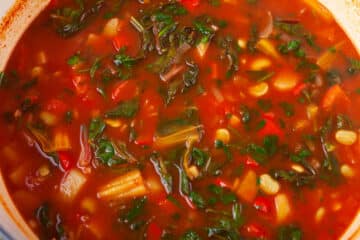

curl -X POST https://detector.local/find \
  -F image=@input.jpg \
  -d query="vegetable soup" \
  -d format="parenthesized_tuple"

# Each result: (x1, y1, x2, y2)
(1, 0, 360, 239)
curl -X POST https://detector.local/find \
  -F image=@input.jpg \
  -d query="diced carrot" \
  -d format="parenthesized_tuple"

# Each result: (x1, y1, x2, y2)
(111, 80, 138, 102)
(321, 84, 350, 111)
(232, 170, 258, 203)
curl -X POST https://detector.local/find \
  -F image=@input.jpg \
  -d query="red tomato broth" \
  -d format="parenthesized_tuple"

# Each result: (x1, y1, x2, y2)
(1, 0, 360, 239)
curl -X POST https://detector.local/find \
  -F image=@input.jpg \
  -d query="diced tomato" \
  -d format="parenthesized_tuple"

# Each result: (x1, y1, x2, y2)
(48, 0, 59, 9)
(179, 0, 200, 10)
(111, 80, 138, 102)
(214, 178, 232, 189)
(58, 151, 75, 171)
(258, 118, 284, 139)
(253, 196, 272, 214)
(245, 155, 260, 168)
(147, 222, 163, 240)
(44, 99, 67, 115)
(242, 223, 268, 238)
(112, 35, 129, 52)
(72, 74, 90, 95)
(211, 63, 219, 79)
(263, 112, 275, 120)
(134, 90, 162, 146)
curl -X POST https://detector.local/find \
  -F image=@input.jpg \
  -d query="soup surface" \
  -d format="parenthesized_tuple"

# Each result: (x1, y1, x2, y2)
(1, 0, 360, 239)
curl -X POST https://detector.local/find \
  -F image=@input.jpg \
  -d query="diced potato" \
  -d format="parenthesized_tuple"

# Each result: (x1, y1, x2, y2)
(97, 169, 148, 202)
(145, 176, 163, 194)
(335, 130, 357, 146)
(315, 207, 325, 223)
(275, 193, 291, 222)
(250, 58, 272, 70)
(103, 18, 122, 38)
(60, 169, 87, 200)
(303, 0, 333, 22)
(340, 164, 355, 178)
(259, 174, 280, 195)
(40, 111, 58, 126)
(215, 128, 231, 144)
(256, 39, 281, 60)
(197, 42, 210, 58)
(53, 131, 71, 151)
(248, 82, 269, 97)
(273, 71, 299, 92)
(232, 170, 258, 203)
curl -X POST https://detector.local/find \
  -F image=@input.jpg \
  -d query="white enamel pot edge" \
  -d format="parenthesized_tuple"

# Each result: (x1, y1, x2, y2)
(0, 0, 359, 239)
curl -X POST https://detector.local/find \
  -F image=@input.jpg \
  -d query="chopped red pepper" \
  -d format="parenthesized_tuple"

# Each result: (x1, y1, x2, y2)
(147, 222, 163, 240)
(258, 118, 284, 139)
(58, 151, 75, 171)
(214, 177, 232, 189)
(245, 156, 260, 168)
(112, 35, 129, 52)
(253, 196, 272, 214)
(179, 0, 200, 10)
(242, 223, 268, 238)
(292, 83, 307, 96)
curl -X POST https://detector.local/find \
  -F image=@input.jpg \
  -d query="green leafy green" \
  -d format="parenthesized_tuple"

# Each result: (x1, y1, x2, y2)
(192, 148, 208, 167)
(119, 197, 147, 223)
(245, 135, 278, 164)
(215, 140, 233, 161)
(95, 139, 127, 167)
(189, 191, 206, 209)
(89, 118, 106, 142)
(277, 225, 303, 240)
(105, 99, 139, 118)
(67, 54, 81, 66)
(279, 102, 295, 117)
(150, 153, 173, 194)
(181, 230, 202, 240)
(114, 49, 139, 69)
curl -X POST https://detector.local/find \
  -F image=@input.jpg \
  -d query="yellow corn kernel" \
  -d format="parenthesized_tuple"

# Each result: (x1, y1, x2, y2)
(237, 38, 247, 49)
(275, 193, 291, 222)
(215, 128, 231, 144)
(81, 197, 97, 214)
(40, 111, 58, 126)
(248, 82, 269, 97)
(250, 58, 272, 70)
(340, 164, 355, 178)
(335, 130, 357, 146)
(31, 66, 44, 78)
(103, 18, 122, 38)
(197, 42, 210, 58)
(104, 119, 123, 128)
(315, 207, 326, 223)
(37, 164, 50, 177)
(259, 174, 280, 195)
(291, 164, 305, 173)
(229, 115, 241, 128)
(307, 104, 319, 120)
